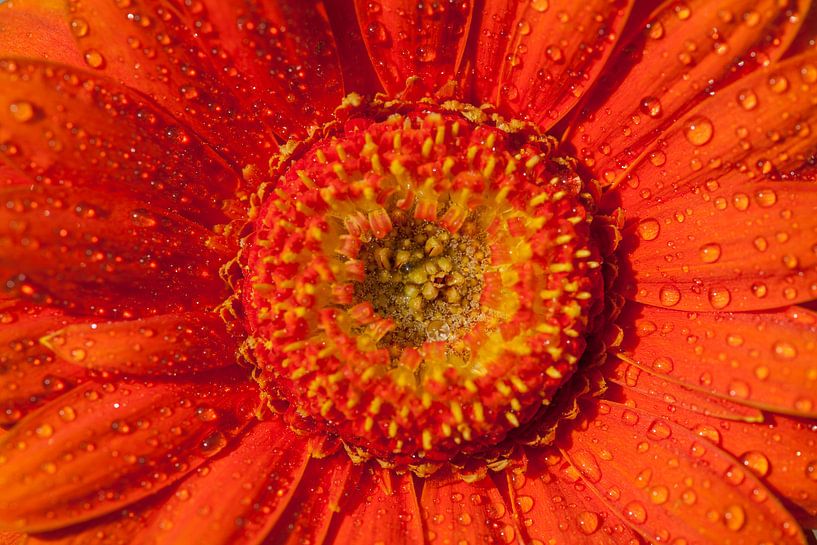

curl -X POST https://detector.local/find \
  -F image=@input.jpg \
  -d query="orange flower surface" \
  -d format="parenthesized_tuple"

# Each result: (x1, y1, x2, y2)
(1, 0, 817, 544)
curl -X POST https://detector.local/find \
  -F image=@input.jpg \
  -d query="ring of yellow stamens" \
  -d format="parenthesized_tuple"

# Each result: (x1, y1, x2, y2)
(242, 102, 602, 466)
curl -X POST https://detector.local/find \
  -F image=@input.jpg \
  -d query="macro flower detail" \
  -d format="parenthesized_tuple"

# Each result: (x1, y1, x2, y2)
(0, 1, 815, 545)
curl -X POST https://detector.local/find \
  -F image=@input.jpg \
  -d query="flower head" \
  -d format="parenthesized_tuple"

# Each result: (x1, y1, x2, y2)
(0, 1, 816, 545)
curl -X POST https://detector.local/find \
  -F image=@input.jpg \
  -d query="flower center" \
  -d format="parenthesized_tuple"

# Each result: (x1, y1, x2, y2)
(241, 100, 603, 468)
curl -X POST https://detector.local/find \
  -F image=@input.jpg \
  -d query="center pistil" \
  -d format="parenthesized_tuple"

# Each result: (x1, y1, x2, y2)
(355, 214, 486, 349)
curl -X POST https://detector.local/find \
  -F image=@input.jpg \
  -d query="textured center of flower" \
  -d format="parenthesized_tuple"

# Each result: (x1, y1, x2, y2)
(242, 101, 602, 468)
(355, 214, 487, 348)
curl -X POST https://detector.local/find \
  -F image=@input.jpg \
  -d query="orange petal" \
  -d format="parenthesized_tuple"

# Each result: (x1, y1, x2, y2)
(619, 180, 817, 310)
(0, 378, 256, 532)
(567, 0, 810, 182)
(560, 399, 807, 545)
(0, 1, 82, 66)
(617, 303, 817, 416)
(25, 495, 163, 545)
(353, 0, 474, 95)
(0, 185, 228, 317)
(612, 52, 817, 212)
(507, 449, 646, 544)
(43, 312, 237, 377)
(266, 454, 354, 545)
(0, 59, 239, 225)
(606, 384, 817, 525)
(0, 302, 84, 425)
(469, 0, 633, 130)
(65, 1, 342, 158)
(325, 468, 423, 545)
(421, 471, 520, 545)
(141, 419, 311, 545)
(601, 355, 764, 422)
(0, 533, 24, 545)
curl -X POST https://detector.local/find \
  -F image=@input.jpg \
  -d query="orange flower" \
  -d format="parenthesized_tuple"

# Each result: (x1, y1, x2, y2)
(0, 1, 816, 544)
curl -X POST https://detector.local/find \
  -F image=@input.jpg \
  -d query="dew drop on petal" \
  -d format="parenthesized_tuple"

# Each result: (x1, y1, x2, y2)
(651, 357, 673, 374)
(531, 0, 549, 13)
(576, 511, 599, 534)
(199, 431, 227, 456)
(624, 500, 647, 524)
(773, 341, 797, 360)
(572, 449, 602, 483)
(9, 101, 35, 123)
(640, 96, 662, 117)
(741, 451, 770, 477)
(649, 485, 669, 505)
(659, 285, 681, 307)
(58, 406, 77, 422)
(83, 49, 106, 69)
(724, 504, 746, 531)
(636, 219, 660, 241)
(698, 243, 721, 263)
(754, 188, 777, 208)
(685, 116, 714, 146)
(737, 88, 758, 110)
(707, 286, 731, 309)
(648, 419, 672, 440)
(70, 18, 90, 37)
(806, 460, 817, 481)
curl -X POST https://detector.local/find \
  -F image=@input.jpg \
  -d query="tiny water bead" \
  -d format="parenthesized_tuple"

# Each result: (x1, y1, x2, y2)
(241, 100, 604, 467)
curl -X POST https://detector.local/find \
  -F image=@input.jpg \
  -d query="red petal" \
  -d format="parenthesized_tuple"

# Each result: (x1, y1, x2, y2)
(607, 385, 817, 525)
(354, 0, 474, 95)
(0, 378, 256, 532)
(0, 59, 239, 225)
(601, 355, 765, 422)
(567, 0, 810, 182)
(44, 312, 237, 377)
(470, 0, 633, 130)
(265, 454, 353, 545)
(617, 303, 817, 416)
(325, 468, 423, 545)
(0, 534, 23, 545)
(0, 302, 84, 425)
(507, 449, 645, 544)
(619, 180, 817, 310)
(420, 472, 521, 545)
(0, 185, 228, 317)
(324, 0, 382, 96)
(64, 1, 343, 159)
(0, 1, 82, 67)
(560, 399, 807, 544)
(612, 53, 817, 213)
(142, 419, 310, 545)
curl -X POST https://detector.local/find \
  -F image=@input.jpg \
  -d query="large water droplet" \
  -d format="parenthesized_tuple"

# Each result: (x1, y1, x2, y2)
(9, 101, 35, 123)
(685, 116, 714, 146)
(576, 511, 599, 534)
(624, 500, 647, 524)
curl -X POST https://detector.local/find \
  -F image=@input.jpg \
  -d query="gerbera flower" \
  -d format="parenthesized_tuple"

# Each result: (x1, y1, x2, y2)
(0, 0, 816, 543)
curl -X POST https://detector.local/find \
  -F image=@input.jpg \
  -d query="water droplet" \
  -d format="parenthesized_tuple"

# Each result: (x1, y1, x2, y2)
(674, 2, 691, 19)
(621, 409, 639, 426)
(70, 348, 87, 362)
(649, 150, 666, 166)
(659, 285, 681, 307)
(681, 489, 697, 505)
(9, 101, 35, 123)
(531, 0, 549, 13)
(70, 18, 90, 37)
(806, 460, 817, 481)
(515, 495, 534, 514)
(576, 511, 599, 534)
(416, 47, 437, 63)
(685, 116, 714, 146)
(707, 286, 731, 309)
(624, 500, 647, 524)
(35, 424, 54, 438)
(572, 449, 602, 483)
(741, 451, 770, 477)
(652, 357, 674, 374)
(83, 49, 106, 69)
(648, 21, 664, 39)
(200, 431, 227, 455)
(754, 188, 777, 208)
(724, 504, 746, 531)
(648, 419, 672, 440)
(57, 407, 77, 426)
(773, 341, 797, 360)
(728, 380, 750, 399)
(737, 88, 758, 110)
(801, 63, 817, 83)
(649, 485, 669, 504)
(640, 96, 662, 117)
(768, 74, 788, 94)
(699, 243, 721, 263)
(637, 219, 660, 241)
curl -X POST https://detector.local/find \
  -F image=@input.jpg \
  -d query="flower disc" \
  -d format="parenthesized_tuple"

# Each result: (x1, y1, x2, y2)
(242, 102, 603, 465)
